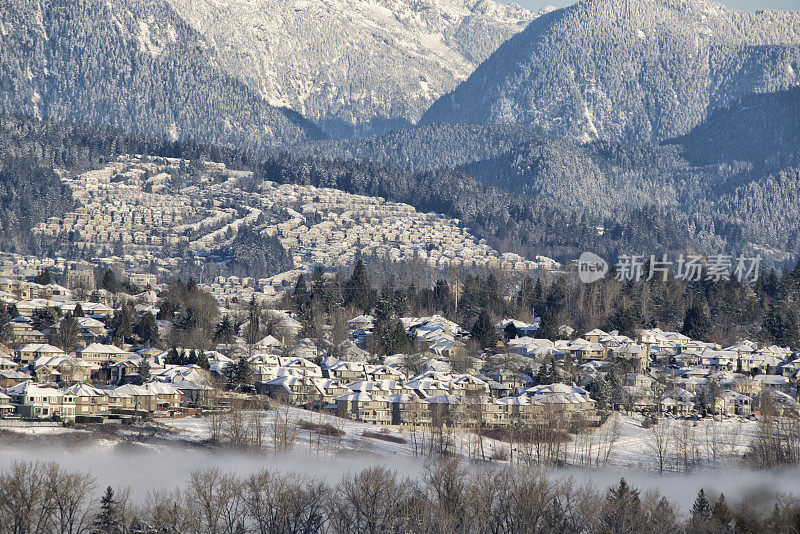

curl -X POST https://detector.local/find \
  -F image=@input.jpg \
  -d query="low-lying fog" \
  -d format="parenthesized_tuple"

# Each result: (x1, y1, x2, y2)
(0, 433, 794, 511)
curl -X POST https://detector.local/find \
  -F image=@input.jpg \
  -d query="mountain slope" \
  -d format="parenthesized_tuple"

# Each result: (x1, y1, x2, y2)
(164, 0, 539, 137)
(672, 86, 800, 167)
(420, 0, 800, 144)
(0, 0, 322, 151)
(284, 123, 546, 171)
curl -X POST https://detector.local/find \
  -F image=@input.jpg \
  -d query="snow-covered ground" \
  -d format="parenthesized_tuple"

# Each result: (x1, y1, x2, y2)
(0, 411, 782, 511)
(592, 413, 757, 470)
(163, 406, 417, 458)
(163, 408, 759, 471)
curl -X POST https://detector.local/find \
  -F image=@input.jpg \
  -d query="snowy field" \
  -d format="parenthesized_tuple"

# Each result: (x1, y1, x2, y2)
(0, 411, 792, 511)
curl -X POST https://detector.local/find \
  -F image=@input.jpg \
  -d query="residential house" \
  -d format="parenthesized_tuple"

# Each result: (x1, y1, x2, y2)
(0, 391, 13, 417)
(17, 343, 64, 364)
(5, 381, 76, 420)
(76, 343, 130, 364)
(63, 383, 110, 415)
(333, 392, 392, 425)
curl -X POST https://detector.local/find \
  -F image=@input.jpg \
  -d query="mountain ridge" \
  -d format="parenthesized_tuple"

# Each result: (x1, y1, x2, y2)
(420, 0, 800, 144)
(163, 0, 539, 137)
(0, 0, 323, 151)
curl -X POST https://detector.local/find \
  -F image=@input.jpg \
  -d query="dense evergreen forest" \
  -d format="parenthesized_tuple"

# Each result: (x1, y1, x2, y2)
(283, 88, 800, 266)
(280, 253, 800, 352)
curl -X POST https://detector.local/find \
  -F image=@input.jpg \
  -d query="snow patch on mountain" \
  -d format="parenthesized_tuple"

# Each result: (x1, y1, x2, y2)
(164, 0, 539, 137)
(421, 0, 800, 144)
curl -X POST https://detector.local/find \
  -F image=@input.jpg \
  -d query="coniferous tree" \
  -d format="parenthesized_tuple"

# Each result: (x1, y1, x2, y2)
(344, 259, 374, 312)
(34, 268, 52, 285)
(138, 356, 151, 384)
(293, 274, 311, 314)
(101, 270, 120, 293)
(711, 493, 733, 532)
(601, 478, 644, 534)
(536, 360, 553, 386)
(32, 306, 61, 332)
(517, 275, 535, 311)
(691, 488, 711, 522)
(763, 305, 800, 349)
(228, 356, 253, 388)
(648, 497, 678, 531)
(112, 304, 133, 346)
(537, 306, 559, 341)
(196, 350, 210, 370)
(471, 309, 496, 348)
(245, 300, 261, 347)
(504, 321, 519, 341)
(73, 302, 85, 317)
(134, 312, 160, 347)
(387, 320, 411, 355)
(214, 315, 236, 345)
(682, 300, 711, 341)
(167, 347, 181, 366)
(94, 486, 121, 534)
(0, 304, 11, 344)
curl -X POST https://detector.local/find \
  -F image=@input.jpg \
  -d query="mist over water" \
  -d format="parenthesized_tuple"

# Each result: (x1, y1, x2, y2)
(0, 435, 797, 511)
(0, 438, 424, 501)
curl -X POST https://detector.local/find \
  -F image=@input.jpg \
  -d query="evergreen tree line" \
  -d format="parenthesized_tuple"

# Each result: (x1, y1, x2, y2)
(282, 256, 800, 354)
(533, 259, 800, 349)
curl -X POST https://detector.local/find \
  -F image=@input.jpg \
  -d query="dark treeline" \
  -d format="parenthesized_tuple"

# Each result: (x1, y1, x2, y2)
(156, 278, 220, 350)
(254, 152, 697, 265)
(546, 260, 800, 349)
(207, 226, 293, 280)
(281, 256, 800, 353)
(1, 459, 798, 534)
(277, 89, 800, 267)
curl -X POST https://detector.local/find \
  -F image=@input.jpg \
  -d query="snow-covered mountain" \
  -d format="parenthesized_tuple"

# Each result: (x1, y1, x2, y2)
(0, 0, 322, 151)
(164, 0, 539, 137)
(420, 0, 800, 144)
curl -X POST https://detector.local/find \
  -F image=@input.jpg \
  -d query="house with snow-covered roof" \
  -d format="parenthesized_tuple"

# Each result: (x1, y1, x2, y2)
(17, 343, 64, 364)
(5, 380, 76, 420)
(714, 390, 752, 416)
(75, 343, 130, 364)
(0, 391, 12, 417)
(333, 391, 392, 425)
(63, 383, 110, 415)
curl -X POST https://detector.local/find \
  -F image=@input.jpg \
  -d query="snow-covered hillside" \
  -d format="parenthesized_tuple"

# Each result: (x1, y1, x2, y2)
(421, 0, 800, 144)
(164, 0, 539, 137)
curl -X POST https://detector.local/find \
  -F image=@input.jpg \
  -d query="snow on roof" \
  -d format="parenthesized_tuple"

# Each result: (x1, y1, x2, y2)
(18, 343, 64, 354)
(6, 380, 63, 397)
(62, 383, 108, 397)
(334, 391, 386, 402)
(171, 379, 213, 391)
(77, 343, 129, 354)
(584, 328, 609, 337)
(425, 394, 461, 405)
(256, 335, 283, 347)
